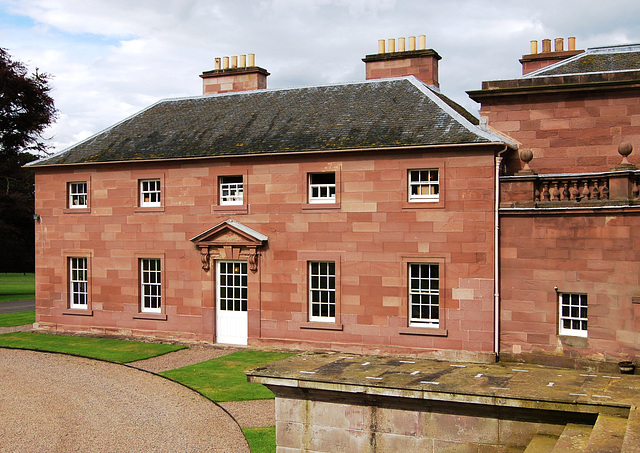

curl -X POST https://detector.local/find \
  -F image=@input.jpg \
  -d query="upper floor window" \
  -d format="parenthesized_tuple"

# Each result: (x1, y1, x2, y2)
(140, 179, 161, 207)
(309, 173, 336, 204)
(559, 293, 587, 337)
(309, 261, 335, 322)
(409, 263, 439, 327)
(68, 182, 87, 208)
(140, 258, 162, 313)
(409, 169, 439, 202)
(220, 176, 244, 206)
(69, 257, 88, 309)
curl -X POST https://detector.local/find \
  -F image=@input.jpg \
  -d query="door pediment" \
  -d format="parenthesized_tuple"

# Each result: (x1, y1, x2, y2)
(191, 219, 268, 247)
(191, 219, 267, 272)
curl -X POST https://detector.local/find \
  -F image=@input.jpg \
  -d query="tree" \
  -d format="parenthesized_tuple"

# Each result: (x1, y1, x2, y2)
(0, 48, 57, 272)
(0, 47, 56, 157)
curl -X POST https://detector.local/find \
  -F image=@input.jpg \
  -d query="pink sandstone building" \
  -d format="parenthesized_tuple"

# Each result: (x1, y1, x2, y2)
(29, 36, 640, 368)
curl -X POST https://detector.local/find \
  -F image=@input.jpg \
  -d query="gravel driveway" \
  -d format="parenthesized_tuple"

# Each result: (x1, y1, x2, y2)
(0, 348, 249, 452)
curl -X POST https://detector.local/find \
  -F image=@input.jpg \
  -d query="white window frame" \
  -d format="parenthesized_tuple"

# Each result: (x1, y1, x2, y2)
(140, 179, 161, 207)
(220, 176, 244, 206)
(140, 258, 162, 313)
(409, 263, 440, 327)
(217, 260, 248, 311)
(69, 257, 88, 309)
(409, 169, 439, 202)
(559, 293, 588, 337)
(309, 173, 336, 204)
(68, 182, 88, 208)
(309, 261, 336, 322)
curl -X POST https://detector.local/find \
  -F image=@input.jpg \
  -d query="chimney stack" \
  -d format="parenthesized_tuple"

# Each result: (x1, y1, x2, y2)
(200, 53, 270, 95)
(362, 35, 441, 88)
(520, 37, 584, 75)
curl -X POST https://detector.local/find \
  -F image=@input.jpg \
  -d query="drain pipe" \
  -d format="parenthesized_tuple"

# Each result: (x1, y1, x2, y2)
(494, 146, 509, 361)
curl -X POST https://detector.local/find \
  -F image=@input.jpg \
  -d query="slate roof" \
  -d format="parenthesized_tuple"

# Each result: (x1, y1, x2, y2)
(526, 44, 640, 77)
(32, 77, 510, 167)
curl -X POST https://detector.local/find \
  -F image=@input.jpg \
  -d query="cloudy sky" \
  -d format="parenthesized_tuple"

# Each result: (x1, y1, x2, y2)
(2, 0, 640, 154)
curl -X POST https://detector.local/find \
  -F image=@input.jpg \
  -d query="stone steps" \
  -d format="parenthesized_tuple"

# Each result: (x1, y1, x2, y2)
(523, 434, 560, 452)
(584, 414, 627, 452)
(550, 423, 593, 452)
(524, 413, 631, 452)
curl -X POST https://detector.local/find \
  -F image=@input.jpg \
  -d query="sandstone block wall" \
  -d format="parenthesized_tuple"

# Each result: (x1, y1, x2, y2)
(34, 147, 497, 357)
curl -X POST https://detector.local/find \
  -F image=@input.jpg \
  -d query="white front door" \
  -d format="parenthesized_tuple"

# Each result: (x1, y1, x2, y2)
(216, 260, 248, 345)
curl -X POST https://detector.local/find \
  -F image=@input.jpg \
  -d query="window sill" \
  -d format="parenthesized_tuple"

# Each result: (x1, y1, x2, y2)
(63, 208, 91, 214)
(62, 309, 93, 316)
(302, 202, 341, 211)
(134, 206, 165, 213)
(401, 200, 443, 210)
(300, 321, 343, 331)
(399, 326, 447, 337)
(212, 204, 249, 214)
(133, 313, 167, 321)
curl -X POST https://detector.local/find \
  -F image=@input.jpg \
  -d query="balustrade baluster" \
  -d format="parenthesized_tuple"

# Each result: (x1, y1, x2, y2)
(591, 179, 600, 200)
(600, 179, 609, 199)
(542, 182, 550, 201)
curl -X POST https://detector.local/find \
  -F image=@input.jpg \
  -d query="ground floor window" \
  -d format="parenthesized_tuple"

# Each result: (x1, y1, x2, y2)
(217, 261, 248, 311)
(140, 258, 161, 313)
(69, 257, 88, 309)
(309, 261, 335, 322)
(409, 263, 439, 327)
(559, 293, 587, 337)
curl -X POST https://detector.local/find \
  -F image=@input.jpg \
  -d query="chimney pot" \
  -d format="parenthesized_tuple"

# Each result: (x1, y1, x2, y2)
(418, 35, 426, 50)
(568, 37, 576, 51)
(223, 56, 229, 69)
(554, 38, 564, 52)
(530, 40, 538, 54)
(231, 56, 238, 68)
(388, 38, 395, 53)
(215, 57, 221, 70)
(378, 39, 385, 54)
(542, 39, 551, 53)
(248, 53, 255, 66)
(240, 54, 246, 68)
(408, 36, 416, 51)
(398, 37, 406, 52)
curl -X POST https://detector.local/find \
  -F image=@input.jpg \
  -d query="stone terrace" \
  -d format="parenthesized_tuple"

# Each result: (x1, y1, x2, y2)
(248, 353, 640, 452)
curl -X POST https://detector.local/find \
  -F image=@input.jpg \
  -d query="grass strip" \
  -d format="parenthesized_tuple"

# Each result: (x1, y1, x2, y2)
(242, 426, 275, 453)
(0, 273, 35, 281)
(0, 331, 185, 363)
(161, 350, 294, 402)
(0, 273, 35, 302)
(0, 310, 35, 327)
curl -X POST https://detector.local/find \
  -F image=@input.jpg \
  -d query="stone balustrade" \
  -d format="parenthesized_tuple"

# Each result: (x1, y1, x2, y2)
(535, 177, 609, 202)
(500, 170, 640, 209)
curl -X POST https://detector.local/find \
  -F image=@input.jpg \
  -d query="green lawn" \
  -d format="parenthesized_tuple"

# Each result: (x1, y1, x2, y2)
(0, 273, 35, 302)
(161, 350, 294, 402)
(243, 426, 276, 453)
(0, 310, 35, 327)
(0, 331, 185, 363)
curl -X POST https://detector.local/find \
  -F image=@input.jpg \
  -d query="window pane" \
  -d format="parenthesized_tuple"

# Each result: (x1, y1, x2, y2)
(409, 263, 439, 327)
(309, 261, 336, 322)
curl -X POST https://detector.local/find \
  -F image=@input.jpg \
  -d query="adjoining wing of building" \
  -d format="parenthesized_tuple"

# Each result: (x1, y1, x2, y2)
(29, 36, 640, 367)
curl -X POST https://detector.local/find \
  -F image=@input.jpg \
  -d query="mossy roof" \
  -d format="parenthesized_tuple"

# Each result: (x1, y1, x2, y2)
(32, 76, 509, 167)
(529, 44, 640, 77)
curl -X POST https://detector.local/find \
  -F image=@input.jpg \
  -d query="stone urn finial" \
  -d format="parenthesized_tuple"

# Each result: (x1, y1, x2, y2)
(516, 149, 535, 175)
(618, 142, 633, 165)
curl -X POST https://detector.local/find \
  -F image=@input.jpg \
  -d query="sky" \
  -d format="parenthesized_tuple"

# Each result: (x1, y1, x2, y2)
(2, 0, 640, 154)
